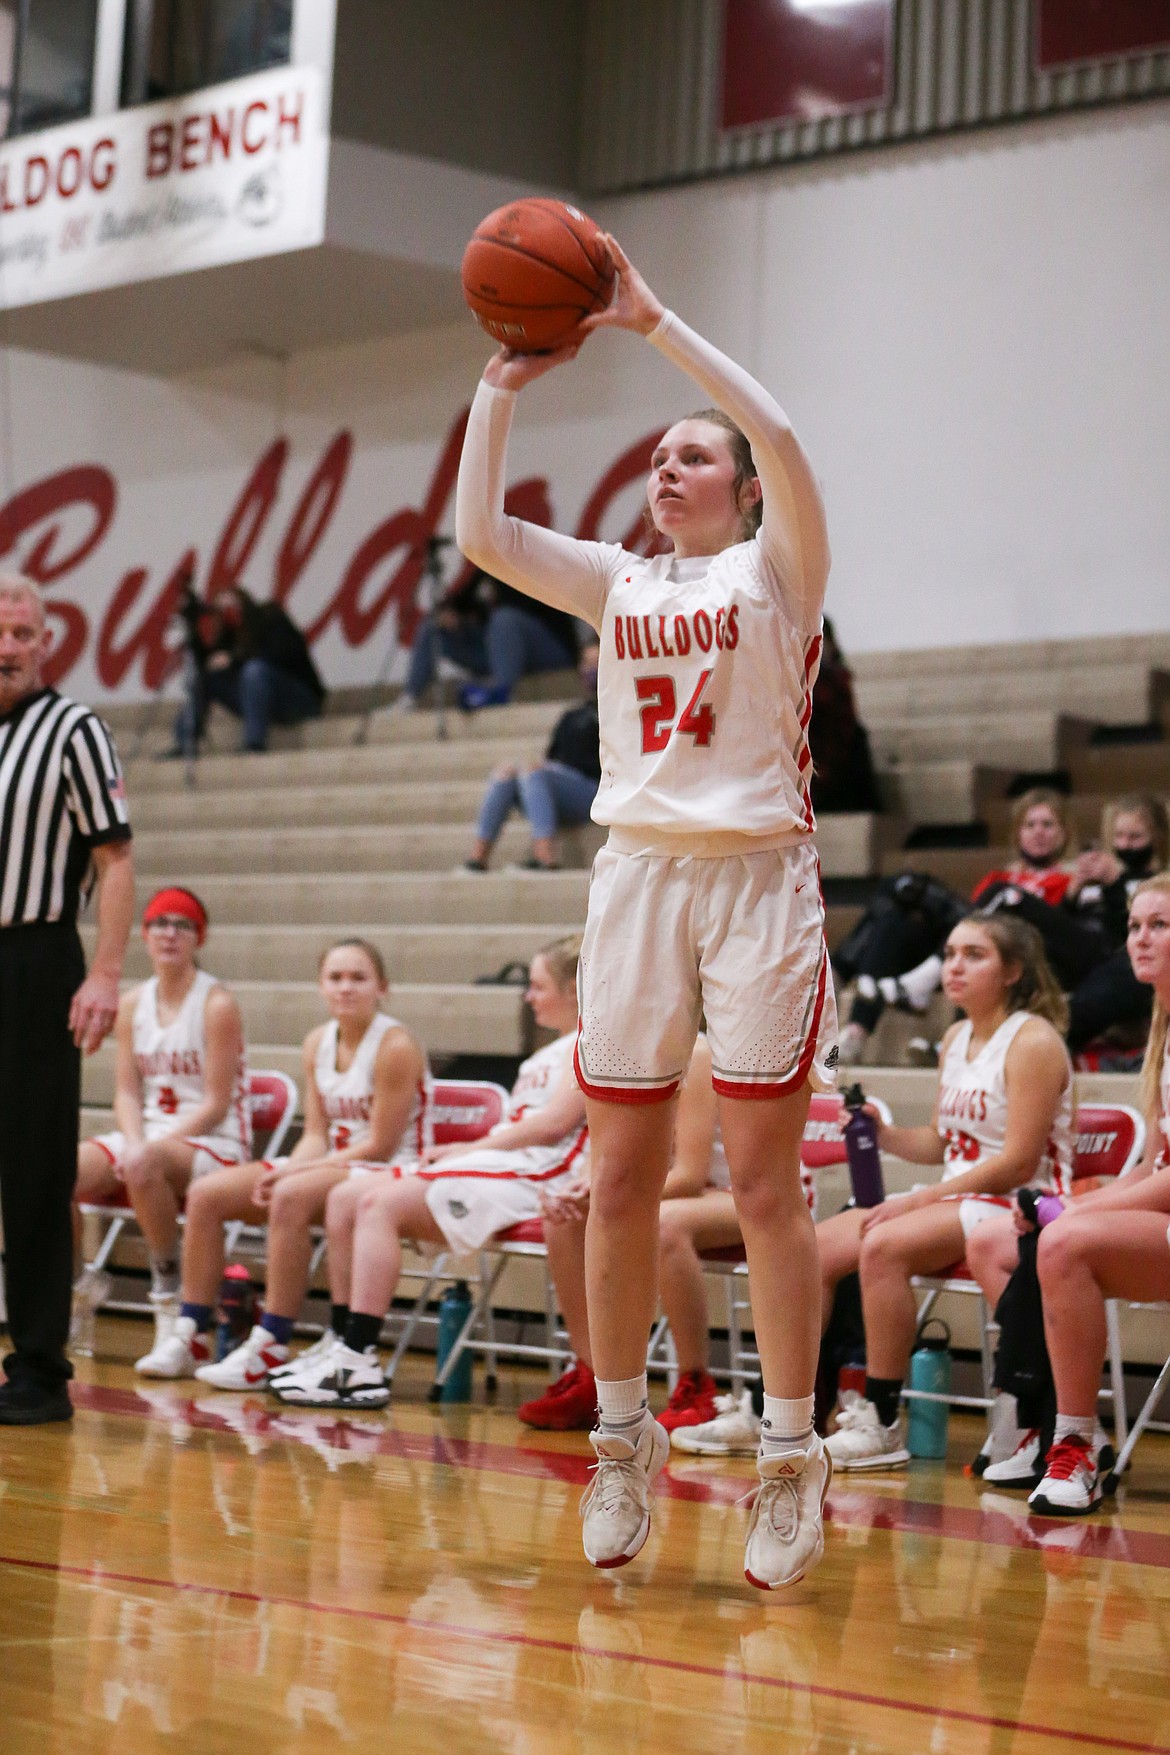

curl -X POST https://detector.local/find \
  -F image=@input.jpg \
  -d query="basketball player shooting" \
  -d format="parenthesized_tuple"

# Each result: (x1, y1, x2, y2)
(456, 233, 838, 1591)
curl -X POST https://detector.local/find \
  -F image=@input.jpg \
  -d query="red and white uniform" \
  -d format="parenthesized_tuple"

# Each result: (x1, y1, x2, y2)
(315, 1013, 432, 1171)
(936, 1010, 1074, 1235)
(457, 310, 838, 1103)
(971, 863, 1072, 907)
(93, 970, 250, 1178)
(419, 1033, 588, 1252)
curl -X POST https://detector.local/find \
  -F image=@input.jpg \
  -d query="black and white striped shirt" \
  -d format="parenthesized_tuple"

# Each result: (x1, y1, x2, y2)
(0, 689, 132, 930)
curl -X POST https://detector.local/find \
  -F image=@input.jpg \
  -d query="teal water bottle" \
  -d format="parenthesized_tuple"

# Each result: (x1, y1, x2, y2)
(434, 1279, 474, 1404)
(907, 1319, 952, 1458)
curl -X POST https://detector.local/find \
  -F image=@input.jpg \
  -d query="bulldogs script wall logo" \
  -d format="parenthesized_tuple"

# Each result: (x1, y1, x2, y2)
(0, 412, 664, 695)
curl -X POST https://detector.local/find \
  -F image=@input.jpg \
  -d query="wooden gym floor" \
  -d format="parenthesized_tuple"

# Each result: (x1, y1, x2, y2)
(1, 1317, 1167, 1755)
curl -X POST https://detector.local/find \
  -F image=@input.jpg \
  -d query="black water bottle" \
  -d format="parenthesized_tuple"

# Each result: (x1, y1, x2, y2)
(842, 1083, 885, 1208)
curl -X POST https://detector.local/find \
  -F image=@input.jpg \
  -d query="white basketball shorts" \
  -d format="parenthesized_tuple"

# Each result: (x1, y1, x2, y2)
(92, 1131, 248, 1181)
(574, 840, 838, 1104)
(417, 1131, 588, 1254)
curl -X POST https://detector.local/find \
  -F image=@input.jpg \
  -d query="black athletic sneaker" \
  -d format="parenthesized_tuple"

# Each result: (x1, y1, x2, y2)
(0, 1381, 73, 1425)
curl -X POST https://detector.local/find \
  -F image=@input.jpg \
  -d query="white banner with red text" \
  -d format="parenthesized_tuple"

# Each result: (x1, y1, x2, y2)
(0, 64, 327, 307)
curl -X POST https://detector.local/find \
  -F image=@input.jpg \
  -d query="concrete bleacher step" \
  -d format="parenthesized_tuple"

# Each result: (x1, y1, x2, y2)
(1068, 741, 1170, 795)
(127, 779, 495, 832)
(123, 735, 550, 795)
(851, 630, 1170, 683)
(129, 812, 884, 882)
(84, 922, 578, 985)
(856, 662, 1170, 725)
(116, 695, 568, 758)
(878, 761, 1012, 828)
(868, 710, 1079, 771)
(111, 869, 593, 926)
(130, 820, 605, 875)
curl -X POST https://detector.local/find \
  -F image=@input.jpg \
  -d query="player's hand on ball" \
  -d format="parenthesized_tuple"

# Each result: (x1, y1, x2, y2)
(482, 342, 581, 392)
(580, 236, 665, 337)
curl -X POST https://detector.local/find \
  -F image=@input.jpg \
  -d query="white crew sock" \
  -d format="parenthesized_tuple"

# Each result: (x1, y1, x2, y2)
(596, 1373, 649, 1438)
(1052, 1413, 1096, 1446)
(760, 1393, 815, 1454)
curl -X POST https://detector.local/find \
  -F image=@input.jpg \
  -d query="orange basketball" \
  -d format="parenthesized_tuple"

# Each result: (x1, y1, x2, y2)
(461, 198, 615, 352)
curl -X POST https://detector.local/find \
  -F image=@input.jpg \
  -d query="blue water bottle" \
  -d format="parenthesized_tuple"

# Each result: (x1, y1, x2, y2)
(434, 1279, 474, 1404)
(907, 1319, 952, 1458)
(842, 1083, 885, 1208)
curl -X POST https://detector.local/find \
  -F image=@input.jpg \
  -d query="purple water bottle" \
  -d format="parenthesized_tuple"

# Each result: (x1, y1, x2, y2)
(842, 1083, 885, 1208)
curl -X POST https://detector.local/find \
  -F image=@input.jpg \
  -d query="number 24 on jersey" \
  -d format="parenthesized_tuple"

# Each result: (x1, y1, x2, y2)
(635, 670, 716, 755)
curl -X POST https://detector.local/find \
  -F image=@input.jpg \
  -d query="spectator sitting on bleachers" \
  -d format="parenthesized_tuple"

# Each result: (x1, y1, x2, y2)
(271, 937, 584, 1410)
(399, 565, 582, 712)
(978, 792, 1167, 1060)
(170, 582, 325, 755)
(462, 644, 600, 872)
(809, 617, 881, 815)
(1025, 871, 1170, 1517)
(516, 1034, 754, 1436)
(134, 939, 431, 1383)
(835, 787, 1073, 1064)
(822, 912, 1074, 1475)
(73, 887, 250, 1350)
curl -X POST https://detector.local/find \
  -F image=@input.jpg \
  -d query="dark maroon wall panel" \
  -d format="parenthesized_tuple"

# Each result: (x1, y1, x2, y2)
(720, 0, 894, 130)
(1036, 0, 1170, 70)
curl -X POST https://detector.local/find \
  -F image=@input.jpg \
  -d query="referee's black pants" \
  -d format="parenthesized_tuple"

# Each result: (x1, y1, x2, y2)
(0, 924, 84, 1392)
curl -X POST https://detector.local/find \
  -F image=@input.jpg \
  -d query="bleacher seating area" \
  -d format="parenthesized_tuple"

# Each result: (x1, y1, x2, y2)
(80, 629, 1170, 1378)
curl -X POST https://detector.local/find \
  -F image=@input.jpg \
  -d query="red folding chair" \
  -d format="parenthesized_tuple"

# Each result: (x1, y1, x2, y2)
(382, 1079, 513, 1381)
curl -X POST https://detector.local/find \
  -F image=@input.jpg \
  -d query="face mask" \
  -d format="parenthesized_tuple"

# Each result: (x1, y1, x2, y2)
(1115, 842, 1154, 875)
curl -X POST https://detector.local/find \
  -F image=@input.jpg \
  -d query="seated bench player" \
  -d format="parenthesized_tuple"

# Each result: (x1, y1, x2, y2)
(822, 913, 1074, 1475)
(74, 887, 249, 1351)
(136, 938, 431, 1383)
(270, 936, 585, 1408)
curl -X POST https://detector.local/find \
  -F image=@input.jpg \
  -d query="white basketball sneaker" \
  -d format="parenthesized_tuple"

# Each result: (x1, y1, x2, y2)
(272, 1340, 386, 1408)
(983, 1428, 1043, 1488)
(744, 1435, 833, 1590)
(580, 1418, 670, 1569)
(670, 1389, 762, 1455)
(195, 1324, 290, 1391)
(1028, 1435, 1104, 1517)
(825, 1397, 910, 1470)
(135, 1314, 211, 1379)
(268, 1331, 340, 1387)
(275, 1333, 361, 1404)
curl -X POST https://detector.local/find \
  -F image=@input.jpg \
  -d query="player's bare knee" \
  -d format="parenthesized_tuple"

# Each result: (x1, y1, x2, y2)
(589, 1163, 657, 1227)
(1037, 1217, 1083, 1278)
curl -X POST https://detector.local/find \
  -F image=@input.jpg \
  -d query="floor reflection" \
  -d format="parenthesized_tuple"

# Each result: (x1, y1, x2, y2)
(0, 1349, 1166, 1754)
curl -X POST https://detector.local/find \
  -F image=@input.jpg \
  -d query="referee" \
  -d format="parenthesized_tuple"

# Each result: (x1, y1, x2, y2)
(0, 574, 134, 1424)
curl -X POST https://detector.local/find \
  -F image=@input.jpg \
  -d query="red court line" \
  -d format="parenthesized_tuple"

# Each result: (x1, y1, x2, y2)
(0, 1551, 1166, 1754)
(72, 1382, 1170, 1569)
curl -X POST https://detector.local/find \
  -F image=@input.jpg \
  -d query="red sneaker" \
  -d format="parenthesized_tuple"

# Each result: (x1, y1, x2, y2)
(658, 1370, 719, 1433)
(518, 1362, 598, 1431)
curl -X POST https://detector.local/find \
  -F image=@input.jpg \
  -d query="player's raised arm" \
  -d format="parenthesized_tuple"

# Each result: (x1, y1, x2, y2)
(456, 346, 612, 632)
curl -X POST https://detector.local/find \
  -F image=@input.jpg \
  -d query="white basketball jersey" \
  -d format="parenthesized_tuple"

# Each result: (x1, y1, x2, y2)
(937, 1011, 1073, 1195)
(314, 1013, 431, 1160)
(508, 1033, 576, 1123)
(135, 970, 249, 1153)
(594, 549, 821, 852)
(1156, 1033, 1170, 1171)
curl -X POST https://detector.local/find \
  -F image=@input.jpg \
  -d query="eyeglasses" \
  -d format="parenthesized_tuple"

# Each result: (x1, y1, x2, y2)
(145, 916, 199, 934)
